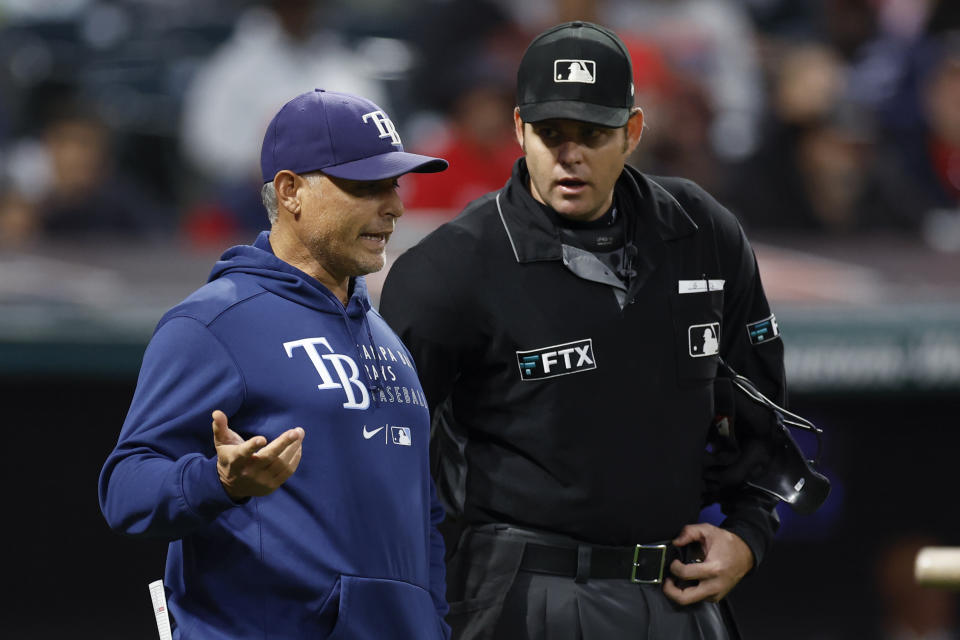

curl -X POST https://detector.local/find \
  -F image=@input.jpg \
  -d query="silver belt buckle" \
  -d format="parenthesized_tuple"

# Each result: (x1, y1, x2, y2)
(630, 543, 668, 584)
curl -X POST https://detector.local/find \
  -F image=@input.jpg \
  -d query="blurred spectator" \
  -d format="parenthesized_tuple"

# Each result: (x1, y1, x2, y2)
(0, 100, 170, 247)
(821, 0, 881, 61)
(917, 35, 960, 202)
(791, 108, 876, 232)
(849, 0, 942, 138)
(630, 65, 728, 198)
(772, 43, 848, 126)
(401, 53, 520, 214)
(178, 0, 388, 242)
(868, 31, 960, 248)
(727, 43, 844, 231)
(180, 0, 387, 183)
(400, 0, 526, 215)
(407, 0, 524, 119)
(740, 0, 881, 62)
(889, 34, 960, 204)
(607, 0, 766, 163)
(0, 186, 33, 246)
(728, 42, 915, 234)
(874, 533, 959, 640)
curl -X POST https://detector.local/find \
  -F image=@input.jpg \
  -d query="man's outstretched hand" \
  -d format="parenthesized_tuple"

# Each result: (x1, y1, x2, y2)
(211, 410, 304, 500)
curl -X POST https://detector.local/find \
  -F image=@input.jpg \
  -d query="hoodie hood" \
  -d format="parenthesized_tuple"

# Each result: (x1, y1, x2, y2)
(208, 231, 372, 319)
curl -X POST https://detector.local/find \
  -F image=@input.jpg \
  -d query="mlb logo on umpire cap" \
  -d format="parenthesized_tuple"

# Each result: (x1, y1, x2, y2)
(260, 89, 447, 183)
(555, 60, 596, 84)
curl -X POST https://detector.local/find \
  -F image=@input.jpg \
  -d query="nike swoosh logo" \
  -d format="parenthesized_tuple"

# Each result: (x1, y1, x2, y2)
(362, 425, 385, 439)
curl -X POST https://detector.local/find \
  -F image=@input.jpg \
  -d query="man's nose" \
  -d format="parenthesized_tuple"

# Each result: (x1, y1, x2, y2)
(383, 188, 404, 218)
(556, 140, 584, 165)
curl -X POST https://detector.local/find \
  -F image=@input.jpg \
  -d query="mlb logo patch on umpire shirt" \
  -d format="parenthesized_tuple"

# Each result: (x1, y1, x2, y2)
(689, 323, 720, 358)
(516, 339, 596, 381)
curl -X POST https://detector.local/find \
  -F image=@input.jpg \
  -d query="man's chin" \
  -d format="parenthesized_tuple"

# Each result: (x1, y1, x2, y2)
(355, 255, 387, 277)
(552, 203, 598, 222)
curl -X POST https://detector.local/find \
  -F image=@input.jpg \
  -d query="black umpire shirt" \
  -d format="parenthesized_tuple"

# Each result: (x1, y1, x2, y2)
(380, 159, 785, 566)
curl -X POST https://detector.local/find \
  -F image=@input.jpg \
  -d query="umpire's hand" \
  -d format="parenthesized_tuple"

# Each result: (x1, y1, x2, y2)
(211, 410, 304, 500)
(663, 523, 754, 605)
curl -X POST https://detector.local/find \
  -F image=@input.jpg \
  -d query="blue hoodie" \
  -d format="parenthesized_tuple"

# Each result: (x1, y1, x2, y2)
(99, 232, 449, 639)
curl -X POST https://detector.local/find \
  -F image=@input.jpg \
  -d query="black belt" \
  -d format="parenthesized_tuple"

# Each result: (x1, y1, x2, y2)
(519, 540, 683, 584)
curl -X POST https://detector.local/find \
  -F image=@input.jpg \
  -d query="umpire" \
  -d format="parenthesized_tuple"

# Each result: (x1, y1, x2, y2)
(381, 21, 785, 639)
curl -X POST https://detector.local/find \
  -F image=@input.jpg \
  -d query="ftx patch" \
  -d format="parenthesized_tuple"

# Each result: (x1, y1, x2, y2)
(746, 314, 780, 345)
(517, 338, 596, 381)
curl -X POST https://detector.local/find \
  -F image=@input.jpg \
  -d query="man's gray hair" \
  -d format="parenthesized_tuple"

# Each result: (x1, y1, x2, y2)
(261, 181, 279, 225)
(261, 173, 324, 225)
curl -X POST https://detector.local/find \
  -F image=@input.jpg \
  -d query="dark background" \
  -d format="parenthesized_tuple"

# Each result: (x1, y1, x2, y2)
(6, 373, 959, 638)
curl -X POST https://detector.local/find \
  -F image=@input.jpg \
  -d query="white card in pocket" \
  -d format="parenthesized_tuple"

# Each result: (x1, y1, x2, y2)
(678, 279, 724, 294)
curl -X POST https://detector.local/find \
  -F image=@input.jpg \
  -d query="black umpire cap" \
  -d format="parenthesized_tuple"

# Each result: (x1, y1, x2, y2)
(516, 21, 635, 128)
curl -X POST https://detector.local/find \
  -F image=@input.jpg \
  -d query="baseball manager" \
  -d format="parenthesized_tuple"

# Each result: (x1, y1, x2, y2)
(100, 89, 451, 639)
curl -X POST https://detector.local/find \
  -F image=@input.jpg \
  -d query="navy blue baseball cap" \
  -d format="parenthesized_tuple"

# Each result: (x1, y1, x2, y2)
(260, 89, 448, 183)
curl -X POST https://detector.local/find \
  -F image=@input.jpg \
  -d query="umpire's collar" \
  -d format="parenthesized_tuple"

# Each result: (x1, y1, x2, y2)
(497, 158, 698, 264)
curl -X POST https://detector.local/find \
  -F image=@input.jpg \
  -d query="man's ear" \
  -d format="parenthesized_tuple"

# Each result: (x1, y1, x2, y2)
(625, 108, 644, 154)
(513, 107, 525, 150)
(274, 170, 301, 215)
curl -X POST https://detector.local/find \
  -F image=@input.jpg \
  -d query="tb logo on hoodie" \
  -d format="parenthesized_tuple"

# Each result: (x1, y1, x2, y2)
(284, 337, 369, 410)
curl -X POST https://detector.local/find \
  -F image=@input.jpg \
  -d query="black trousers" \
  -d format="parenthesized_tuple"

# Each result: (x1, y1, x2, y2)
(445, 525, 735, 640)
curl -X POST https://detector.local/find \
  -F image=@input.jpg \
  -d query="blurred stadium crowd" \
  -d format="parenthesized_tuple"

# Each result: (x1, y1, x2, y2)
(0, 0, 959, 250)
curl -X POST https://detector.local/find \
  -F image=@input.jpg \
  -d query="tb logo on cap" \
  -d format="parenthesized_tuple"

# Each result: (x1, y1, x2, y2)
(362, 110, 402, 145)
(554, 59, 596, 84)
